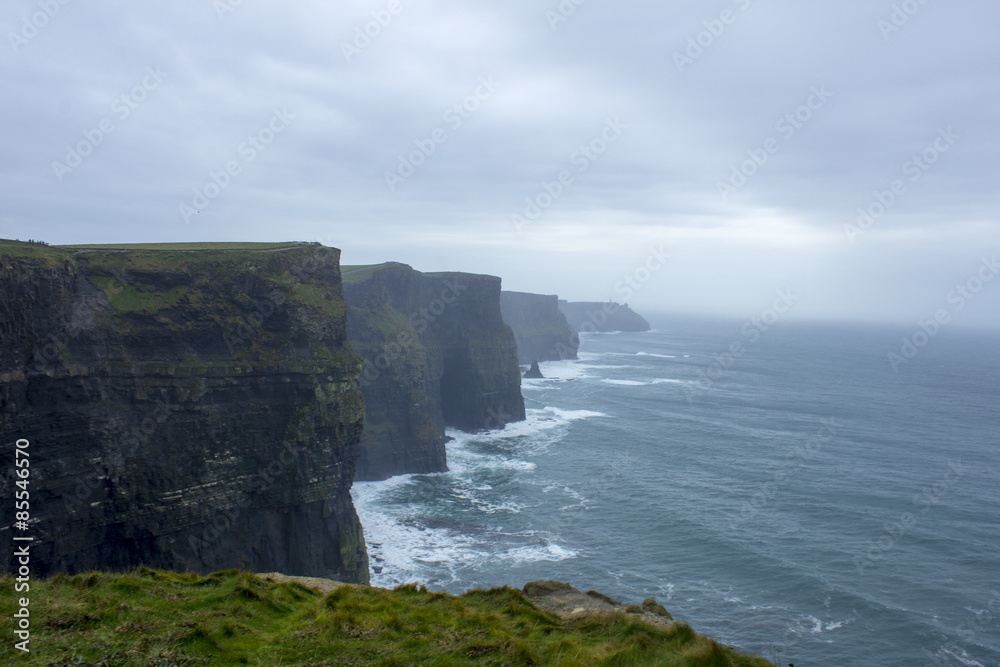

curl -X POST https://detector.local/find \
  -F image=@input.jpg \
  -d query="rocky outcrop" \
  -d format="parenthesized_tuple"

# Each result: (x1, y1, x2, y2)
(343, 263, 525, 482)
(0, 241, 368, 583)
(558, 300, 651, 333)
(500, 291, 579, 364)
(522, 580, 675, 628)
(523, 362, 543, 379)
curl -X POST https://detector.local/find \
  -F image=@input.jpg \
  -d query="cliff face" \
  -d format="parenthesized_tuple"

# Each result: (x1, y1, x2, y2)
(0, 241, 369, 583)
(343, 263, 525, 482)
(558, 301, 651, 333)
(500, 291, 579, 364)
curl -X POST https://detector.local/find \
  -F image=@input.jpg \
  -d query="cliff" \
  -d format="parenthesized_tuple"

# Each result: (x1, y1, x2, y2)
(343, 263, 525, 482)
(0, 240, 369, 583)
(0, 568, 776, 665)
(500, 291, 579, 364)
(558, 300, 651, 333)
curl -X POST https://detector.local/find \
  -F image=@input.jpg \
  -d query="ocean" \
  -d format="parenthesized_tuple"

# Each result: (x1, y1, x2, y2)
(352, 318, 1000, 666)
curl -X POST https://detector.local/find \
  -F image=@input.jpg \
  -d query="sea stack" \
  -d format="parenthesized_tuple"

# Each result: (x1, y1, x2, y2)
(524, 361, 544, 379)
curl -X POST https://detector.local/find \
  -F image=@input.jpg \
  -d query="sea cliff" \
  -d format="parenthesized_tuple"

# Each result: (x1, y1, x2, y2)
(500, 291, 579, 364)
(558, 300, 651, 333)
(0, 241, 368, 583)
(343, 263, 526, 482)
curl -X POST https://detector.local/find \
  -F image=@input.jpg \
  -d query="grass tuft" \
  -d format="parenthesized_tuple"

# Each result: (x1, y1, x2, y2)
(0, 569, 776, 666)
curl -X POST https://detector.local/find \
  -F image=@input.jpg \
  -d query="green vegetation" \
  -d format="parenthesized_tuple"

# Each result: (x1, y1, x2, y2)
(0, 569, 773, 666)
(0, 240, 69, 264)
(341, 262, 408, 284)
(59, 242, 312, 251)
(88, 277, 193, 314)
(289, 282, 345, 319)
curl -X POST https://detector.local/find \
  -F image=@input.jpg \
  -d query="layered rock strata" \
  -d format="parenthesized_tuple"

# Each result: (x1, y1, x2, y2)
(500, 291, 579, 364)
(0, 241, 368, 583)
(343, 263, 525, 482)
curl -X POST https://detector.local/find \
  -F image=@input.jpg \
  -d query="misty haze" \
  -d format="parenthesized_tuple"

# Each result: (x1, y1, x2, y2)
(1, 1, 998, 665)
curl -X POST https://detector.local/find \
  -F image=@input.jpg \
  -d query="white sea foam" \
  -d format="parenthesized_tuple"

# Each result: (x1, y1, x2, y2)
(537, 359, 589, 381)
(783, 612, 852, 637)
(351, 403, 599, 589)
(539, 482, 590, 510)
(355, 504, 578, 589)
(445, 439, 536, 476)
(601, 378, 683, 386)
(352, 472, 419, 504)
(442, 407, 605, 455)
(636, 352, 677, 359)
(937, 647, 986, 667)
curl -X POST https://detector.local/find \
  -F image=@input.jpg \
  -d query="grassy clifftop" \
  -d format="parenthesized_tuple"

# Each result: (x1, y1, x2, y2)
(0, 569, 774, 666)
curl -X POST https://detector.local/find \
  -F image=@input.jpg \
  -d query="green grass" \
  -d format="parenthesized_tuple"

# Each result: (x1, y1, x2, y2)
(0, 240, 69, 263)
(0, 569, 773, 666)
(58, 242, 312, 251)
(341, 262, 410, 284)
(289, 282, 345, 319)
(88, 277, 193, 314)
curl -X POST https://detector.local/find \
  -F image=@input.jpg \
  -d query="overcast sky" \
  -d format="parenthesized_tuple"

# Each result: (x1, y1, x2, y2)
(2, 0, 998, 327)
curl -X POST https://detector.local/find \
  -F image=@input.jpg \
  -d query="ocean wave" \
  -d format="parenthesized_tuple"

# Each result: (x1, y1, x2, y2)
(350, 403, 599, 589)
(536, 359, 589, 381)
(636, 352, 677, 359)
(443, 407, 605, 451)
(935, 647, 986, 667)
(445, 439, 537, 476)
(786, 613, 854, 636)
(601, 378, 684, 386)
(540, 482, 590, 511)
(355, 506, 578, 589)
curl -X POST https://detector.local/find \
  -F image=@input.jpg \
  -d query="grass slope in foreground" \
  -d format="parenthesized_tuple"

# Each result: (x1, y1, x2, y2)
(1, 569, 774, 666)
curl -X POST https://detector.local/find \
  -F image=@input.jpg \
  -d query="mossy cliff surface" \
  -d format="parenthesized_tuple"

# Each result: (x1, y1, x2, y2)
(0, 240, 368, 583)
(0, 568, 776, 666)
(558, 300, 652, 333)
(500, 291, 579, 364)
(343, 263, 526, 482)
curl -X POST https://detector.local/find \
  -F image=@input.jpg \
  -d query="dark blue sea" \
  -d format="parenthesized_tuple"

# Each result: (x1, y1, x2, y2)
(353, 318, 1000, 666)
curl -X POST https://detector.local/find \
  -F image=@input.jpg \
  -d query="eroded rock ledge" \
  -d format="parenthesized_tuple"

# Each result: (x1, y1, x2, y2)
(0, 241, 368, 583)
(343, 262, 525, 482)
(500, 291, 579, 364)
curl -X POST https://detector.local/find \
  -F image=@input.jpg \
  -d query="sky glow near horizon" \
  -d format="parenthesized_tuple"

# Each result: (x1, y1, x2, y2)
(2, 0, 999, 327)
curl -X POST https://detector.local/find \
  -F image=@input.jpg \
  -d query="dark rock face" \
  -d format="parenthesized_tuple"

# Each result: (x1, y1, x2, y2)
(0, 241, 368, 583)
(343, 263, 526, 482)
(558, 301, 651, 333)
(523, 362, 544, 379)
(500, 291, 579, 364)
